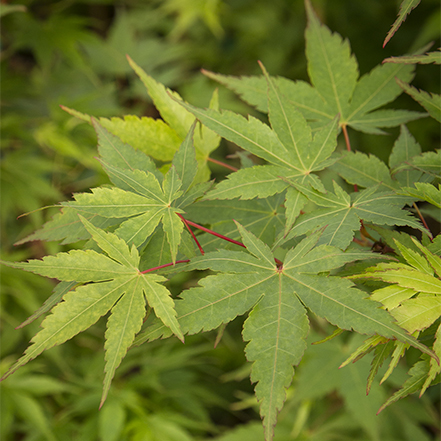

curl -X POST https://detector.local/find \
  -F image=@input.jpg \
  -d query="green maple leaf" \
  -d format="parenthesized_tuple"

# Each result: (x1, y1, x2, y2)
(284, 181, 424, 250)
(20, 122, 209, 262)
(383, 0, 421, 47)
(62, 56, 220, 183)
(344, 235, 441, 408)
(176, 62, 338, 234)
(396, 79, 441, 123)
(331, 125, 438, 196)
(202, 0, 425, 135)
(383, 47, 441, 65)
(184, 193, 285, 252)
(133, 224, 432, 440)
(1, 216, 183, 406)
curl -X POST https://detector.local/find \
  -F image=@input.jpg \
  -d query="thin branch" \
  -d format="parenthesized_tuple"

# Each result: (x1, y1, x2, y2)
(184, 219, 247, 248)
(140, 260, 190, 274)
(207, 157, 239, 172)
(341, 124, 358, 192)
(177, 213, 205, 255)
(413, 202, 433, 240)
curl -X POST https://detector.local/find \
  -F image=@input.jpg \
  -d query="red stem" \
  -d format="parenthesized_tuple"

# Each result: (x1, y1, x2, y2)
(183, 218, 283, 267)
(140, 218, 284, 274)
(177, 213, 205, 254)
(183, 219, 247, 248)
(207, 157, 238, 172)
(140, 260, 190, 274)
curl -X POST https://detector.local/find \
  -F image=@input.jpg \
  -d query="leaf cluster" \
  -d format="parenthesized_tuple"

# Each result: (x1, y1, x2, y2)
(2, 1, 440, 440)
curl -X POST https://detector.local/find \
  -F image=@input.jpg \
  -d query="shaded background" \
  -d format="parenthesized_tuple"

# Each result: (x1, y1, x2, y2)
(1, 1, 440, 440)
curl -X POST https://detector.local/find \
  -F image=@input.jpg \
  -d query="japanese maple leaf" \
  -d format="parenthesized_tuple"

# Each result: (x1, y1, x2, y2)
(201, 0, 425, 135)
(176, 63, 339, 233)
(1, 216, 183, 407)
(133, 223, 432, 441)
(345, 236, 441, 412)
(284, 181, 425, 250)
(19, 122, 210, 262)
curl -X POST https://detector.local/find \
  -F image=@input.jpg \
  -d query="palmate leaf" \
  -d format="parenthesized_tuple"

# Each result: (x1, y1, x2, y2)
(1, 217, 183, 407)
(133, 224, 432, 440)
(201, 0, 425, 136)
(284, 181, 424, 250)
(176, 64, 338, 237)
(344, 235, 441, 408)
(184, 193, 286, 252)
(63, 56, 221, 183)
(331, 125, 435, 192)
(22, 123, 207, 262)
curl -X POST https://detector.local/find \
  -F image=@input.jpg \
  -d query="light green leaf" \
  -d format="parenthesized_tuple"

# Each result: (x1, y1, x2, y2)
(176, 102, 300, 170)
(396, 79, 441, 122)
(261, 62, 312, 171)
(389, 125, 423, 187)
(383, 0, 421, 47)
(204, 165, 294, 200)
(346, 61, 415, 122)
(2, 278, 127, 381)
(357, 265, 441, 294)
(172, 122, 198, 192)
(102, 277, 146, 406)
(64, 187, 160, 218)
(399, 183, 441, 208)
(127, 56, 220, 176)
(162, 207, 184, 263)
(378, 358, 429, 413)
(331, 151, 397, 191)
(393, 239, 433, 275)
(422, 323, 441, 394)
(349, 109, 426, 134)
(289, 182, 423, 249)
(305, 0, 358, 117)
(135, 224, 434, 439)
(203, 2, 423, 136)
(0, 249, 132, 282)
(93, 119, 160, 179)
(371, 285, 417, 310)
(243, 281, 308, 441)
(2, 223, 182, 403)
(411, 237, 441, 277)
(409, 150, 441, 178)
(383, 48, 441, 64)
(63, 107, 182, 162)
(81, 215, 139, 269)
(391, 295, 441, 333)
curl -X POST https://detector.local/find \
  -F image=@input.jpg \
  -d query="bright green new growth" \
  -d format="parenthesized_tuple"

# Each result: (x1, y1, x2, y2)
(1, 216, 183, 407)
(2, 1, 440, 440)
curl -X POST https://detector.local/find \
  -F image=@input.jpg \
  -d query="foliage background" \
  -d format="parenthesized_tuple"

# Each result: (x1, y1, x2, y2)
(1, 0, 440, 440)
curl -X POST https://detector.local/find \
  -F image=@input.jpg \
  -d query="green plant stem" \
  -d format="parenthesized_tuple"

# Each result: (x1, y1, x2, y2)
(207, 157, 239, 172)
(342, 124, 358, 193)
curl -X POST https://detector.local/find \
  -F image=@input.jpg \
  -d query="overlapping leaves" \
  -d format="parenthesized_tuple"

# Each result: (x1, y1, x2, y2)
(1, 216, 183, 406)
(134, 224, 433, 439)
(202, 0, 425, 135)
(19, 121, 208, 263)
(343, 236, 441, 410)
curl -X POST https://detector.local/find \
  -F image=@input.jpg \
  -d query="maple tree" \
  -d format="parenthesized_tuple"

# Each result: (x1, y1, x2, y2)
(2, 1, 440, 440)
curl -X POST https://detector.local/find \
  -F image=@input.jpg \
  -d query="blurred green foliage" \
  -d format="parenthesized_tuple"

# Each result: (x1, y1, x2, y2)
(1, 0, 439, 440)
